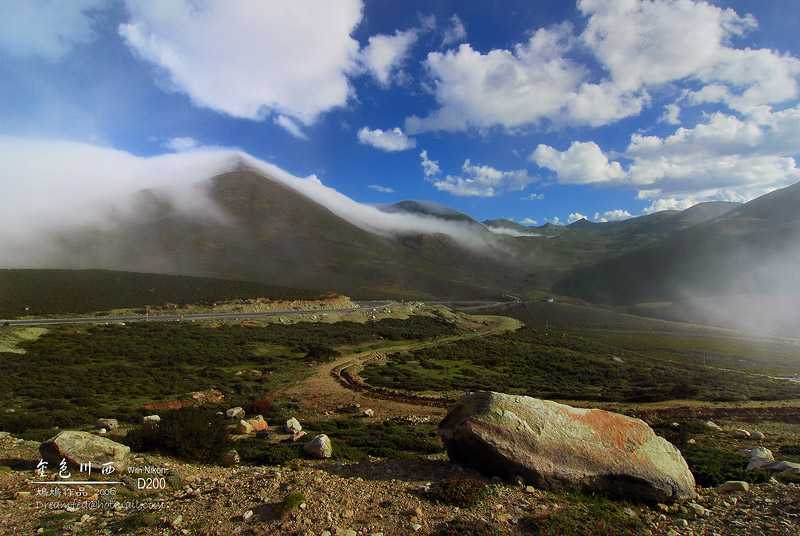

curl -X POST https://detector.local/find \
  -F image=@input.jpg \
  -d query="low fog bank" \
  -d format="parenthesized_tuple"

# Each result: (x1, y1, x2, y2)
(0, 137, 513, 270)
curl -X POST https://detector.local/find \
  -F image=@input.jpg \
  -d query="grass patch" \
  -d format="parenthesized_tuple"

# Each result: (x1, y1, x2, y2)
(683, 446, 772, 487)
(427, 479, 489, 508)
(522, 493, 646, 536)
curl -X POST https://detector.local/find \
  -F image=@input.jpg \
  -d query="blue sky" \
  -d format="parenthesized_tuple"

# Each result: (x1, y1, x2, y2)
(1, 0, 800, 228)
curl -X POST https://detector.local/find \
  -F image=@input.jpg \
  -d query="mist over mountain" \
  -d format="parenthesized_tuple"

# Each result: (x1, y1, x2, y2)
(2, 157, 798, 335)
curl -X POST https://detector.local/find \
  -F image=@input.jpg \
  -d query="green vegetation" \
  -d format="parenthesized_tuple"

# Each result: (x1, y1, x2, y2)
(121, 409, 233, 463)
(522, 493, 646, 536)
(235, 417, 444, 465)
(682, 446, 771, 487)
(0, 316, 456, 439)
(363, 323, 800, 402)
(278, 491, 307, 517)
(0, 269, 324, 317)
(427, 479, 489, 508)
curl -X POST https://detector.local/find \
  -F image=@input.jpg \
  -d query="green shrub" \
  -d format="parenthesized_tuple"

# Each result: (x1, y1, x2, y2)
(437, 517, 502, 536)
(121, 409, 232, 463)
(522, 496, 646, 536)
(235, 439, 304, 466)
(775, 472, 800, 484)
(427, 479, 488, 508)
(278, 491, 307, 518)
(683, 447, 772, 487)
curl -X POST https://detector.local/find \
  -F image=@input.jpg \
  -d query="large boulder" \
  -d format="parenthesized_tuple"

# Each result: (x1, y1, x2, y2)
(40, 431, 131, 474)
(303, 434, 332, 459)
(438, 392, 696, 503)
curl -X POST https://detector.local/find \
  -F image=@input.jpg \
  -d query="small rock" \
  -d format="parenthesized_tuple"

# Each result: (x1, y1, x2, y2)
(738, 448, 752, 457)
(687, 503, 706, 516)
(142, 415, 160, 427)
(731, 429, 751, 439)
(95, 418, 118, 431)
(342, 509, 354, 518)
(720, 481, 750, 492)
(403, 507, 423, 518)
(686, 438, 696, 444)
(497, 513, 512, 523)
(409, 523, 422, 532)
(362, 409, 374, 417)
(524, 485, 536, 494)
(220, 449, 240, 467)
(242, 510, 253, 522)
(303, 434, 332, 459)
(292, 431, 308, 442)
(670, 422, 680, 429)
(673, 519, 689, 527)
(752, 431, 765, 441)
(170, 515, 183, 527)
(286, 417, 302, 434)
(226, 407, 245, 420)
(248, 415, 268, 433)
(622, 507, 636, 517)
(749, 446, 773, 460)
(705, 420, 722, 431)
(236, 420, 253, 435)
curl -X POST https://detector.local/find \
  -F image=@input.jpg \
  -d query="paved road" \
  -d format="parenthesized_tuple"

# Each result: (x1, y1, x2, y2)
(0, 301, 394, 326)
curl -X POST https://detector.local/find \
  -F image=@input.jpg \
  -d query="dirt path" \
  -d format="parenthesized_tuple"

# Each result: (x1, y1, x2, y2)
(277, 313, 523, 419)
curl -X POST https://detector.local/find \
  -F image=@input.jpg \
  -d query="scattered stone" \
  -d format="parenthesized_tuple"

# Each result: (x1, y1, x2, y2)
(40, 431, 131, 473)
(303, 434, 333, 459)
(236, 420, 253, 435)
(226, 407, 245, 420)
(752, 431, 765, 441)
(286, 417, 302, 434)
(342, 509, 354, 518)
(687, 503, 706, 516)
(673, 519, 689, 527)
(720, 481, 750, 492)
(362, 409, 374, 418)
(670, 422, 680, 429)
(705, 421, 722, 431)
(248, 415, 268, 433)
(749, 447, 773, 460)
(438, 391, 696, 502)
(622, 507, 635, 517)
(738, 448, 752, 457)
(292, 431, 308, 442)
(409, 523, 422, 532)
(498, 513, 512, 522)
(524, 486, 536, 494)
(142, 415, 160, 427)
(686, 438, 696, 445)
(403, 507, 423, 518)
(242, 510, 253, 522)
(220, 450, 240, 467)
(170, 515, 183, 527)
(731, 429, 751, 439)
(95, 418, 118, 431)
(747, 459, 800, 473)
(611, 357, 624, 363)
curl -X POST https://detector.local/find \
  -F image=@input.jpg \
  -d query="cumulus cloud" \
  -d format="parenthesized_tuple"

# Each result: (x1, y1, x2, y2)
(579, 0, 800, 115)
(520, 193, 545, 201)
(533, 106, 800, 209)
(368, 184, 394, 193)
(406, 0, 800, 133)
(521, 218, 538, 225)
(119, 0, 363, 125)
(358, 29, 418, 87)
(426, 159, 536, 197)
(594, 209, 632, 222)
(357, 127, 416, 152)
(567, 212, 587, 224)
(0, 0, 112, 60)
(442, 14, 467, 47)
(659, 104, 681, 125)
(531, 141, 626, 184)
(420, 150, 442, 178)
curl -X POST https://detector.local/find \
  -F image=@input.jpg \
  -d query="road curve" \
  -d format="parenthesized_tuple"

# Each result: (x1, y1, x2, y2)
(0, 301, 394, 326)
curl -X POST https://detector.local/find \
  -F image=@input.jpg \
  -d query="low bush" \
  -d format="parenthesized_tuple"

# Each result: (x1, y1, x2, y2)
(427, 479, 488, 508)
(122, 409, 232, 463)
(522, 496, 646, 536)
(683, 446, 771, 487)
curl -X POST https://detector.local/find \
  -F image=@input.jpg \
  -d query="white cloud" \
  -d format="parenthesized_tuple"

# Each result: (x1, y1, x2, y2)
(164, 136, 201, 152)
(640, 197, 699, 214)
(275, 115, 309, 140)
(531, 141, 625, 184)
(546, 217, 563, 225)
(0, 0, 112, 60)
(406, 23, 591, 133)
(368, 184, 394, 193)
(520, 193, 544, 201)
(357, 127, 416, 152)
(358, 29, 417, 87)
(521, 218, 538, 225)
(420, 150, 441, 178)
(659, 104, 681, 125)
(442, 14, 467, 47)
(0, 137, 511, 265)
(579, 0, 800, 115)
(594, 209, 632, 222)
(119, 0, 363, 125)
(567, 212, 587, 224)
(429, 159, 536, 197)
